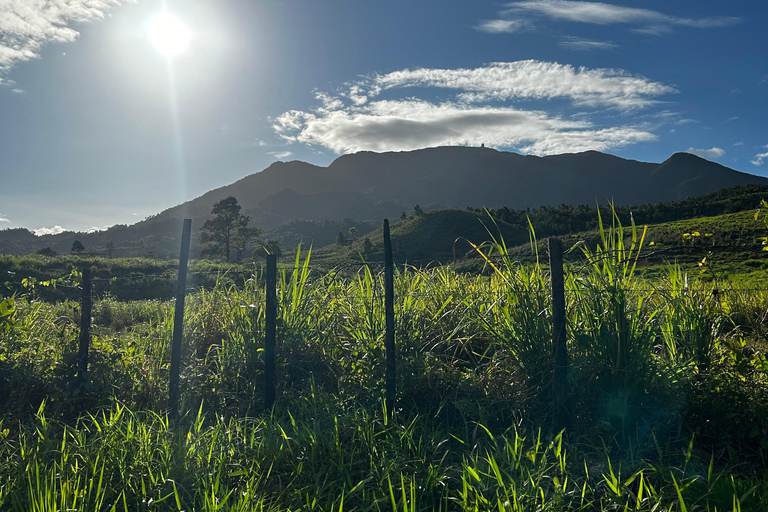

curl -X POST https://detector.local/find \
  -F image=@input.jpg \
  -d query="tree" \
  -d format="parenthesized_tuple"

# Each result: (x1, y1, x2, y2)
(106, 242, 115, 258)
(261, 239, 282, 258)
(71, 240, 85, 253)
(361, 238, 374, 258)
(200, 196, 260, 262)
(413, 204, 424, 217)
(37, 247, 57, 257)
(233, 222, 261, 261)
(335, 231, 346, 245)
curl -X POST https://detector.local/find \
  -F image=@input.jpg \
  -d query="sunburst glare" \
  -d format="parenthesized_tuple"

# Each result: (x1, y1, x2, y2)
(147, 12, 191, 57)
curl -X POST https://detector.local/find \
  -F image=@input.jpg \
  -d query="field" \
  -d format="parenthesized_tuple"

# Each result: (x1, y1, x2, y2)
(2, 216, 768, 511)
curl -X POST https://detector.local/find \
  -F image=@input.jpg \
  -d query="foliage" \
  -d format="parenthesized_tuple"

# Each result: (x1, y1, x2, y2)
(70, 240, 85, 253)
(35, 247, 56, 257)
(200, 197, 261, 262)
(2, 211, 768, 509)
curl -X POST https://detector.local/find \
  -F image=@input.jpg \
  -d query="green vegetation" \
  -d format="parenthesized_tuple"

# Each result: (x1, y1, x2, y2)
(200, 197, 261, 262)
(2, 209, 768, 510)
(0, 254, 259, 302)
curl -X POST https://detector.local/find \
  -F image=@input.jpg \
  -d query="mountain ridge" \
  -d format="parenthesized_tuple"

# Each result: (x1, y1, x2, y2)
(155, 147, 766, 226)
(3, 146, 768, 258)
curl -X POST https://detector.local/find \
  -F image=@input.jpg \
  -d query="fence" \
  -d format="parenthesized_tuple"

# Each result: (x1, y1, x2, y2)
(6, 218, 768, 430)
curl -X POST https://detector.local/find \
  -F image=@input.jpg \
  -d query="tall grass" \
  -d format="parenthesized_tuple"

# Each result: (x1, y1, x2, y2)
(2, 212, 768, 509)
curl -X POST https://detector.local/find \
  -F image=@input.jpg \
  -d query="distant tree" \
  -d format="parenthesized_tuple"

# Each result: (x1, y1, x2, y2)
(361, 238, 374, 258)
(37, 247, 57, 257)
(335, 231, 346, 245)
(71, 240, 85, 253)
(400, 211, 407, 221)
(233, 222, 261, 261)
(261, 239, 282, 258)
(348, 226, 357, 237)
(413, 204, 424, 217)
(200, 196, 259, 262)
(106, 242, 115, 258)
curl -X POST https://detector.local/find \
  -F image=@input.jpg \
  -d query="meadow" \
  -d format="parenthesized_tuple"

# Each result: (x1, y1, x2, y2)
(1, 216, 768, 511)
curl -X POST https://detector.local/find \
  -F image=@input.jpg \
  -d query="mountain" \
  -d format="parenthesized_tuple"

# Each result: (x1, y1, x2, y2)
(155, 147, 766, 222)
(2, 147, 767, 257)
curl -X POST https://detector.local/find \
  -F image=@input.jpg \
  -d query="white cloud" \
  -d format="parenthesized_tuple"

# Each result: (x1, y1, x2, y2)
(732, 141, 744, 146)
(273, 60, 676, 156)
(0, 213, 9, 222)
(0, 0, 127, 74)
(752, 150, 768, 166)
(34, 225, 67, 236)
(372, 61, 674, 110)
(274, 99, 655, 156)
(499, 1, 741, 33)
(475, 19, 529, 33)
(268, 150, 293, 159)
(558, 36, 618, 51)
(686, 147, 725, 159)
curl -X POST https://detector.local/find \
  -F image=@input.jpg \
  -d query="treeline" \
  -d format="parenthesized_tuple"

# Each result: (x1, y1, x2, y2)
(479, 183, 768, 238)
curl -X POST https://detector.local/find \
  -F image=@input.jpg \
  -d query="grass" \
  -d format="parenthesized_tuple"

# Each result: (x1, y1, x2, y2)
(2, 211, 768, 510)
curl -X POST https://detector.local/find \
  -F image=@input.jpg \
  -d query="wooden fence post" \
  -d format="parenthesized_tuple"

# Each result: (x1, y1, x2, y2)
(264, 254, 277, 409)
(77, 267, 92, 383)
(549, 237, 570, 431)
(383, 219, 396, 414)
(168, 219, 191, 418)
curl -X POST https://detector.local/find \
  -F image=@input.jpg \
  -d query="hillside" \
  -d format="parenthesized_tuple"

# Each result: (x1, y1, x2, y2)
(312, 209, 529, 267)
(155, 147, 767, 225)
(1, 147, 767, 258)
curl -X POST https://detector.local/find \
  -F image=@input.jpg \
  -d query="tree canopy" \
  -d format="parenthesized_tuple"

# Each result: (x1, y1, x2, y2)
(199, 197, 261, 261)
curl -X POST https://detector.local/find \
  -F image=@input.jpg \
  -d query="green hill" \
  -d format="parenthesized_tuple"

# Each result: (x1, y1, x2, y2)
(312, 209, 528, 267)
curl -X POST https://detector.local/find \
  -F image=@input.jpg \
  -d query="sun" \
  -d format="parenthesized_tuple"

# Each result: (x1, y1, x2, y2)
(147, 13, 191, 57)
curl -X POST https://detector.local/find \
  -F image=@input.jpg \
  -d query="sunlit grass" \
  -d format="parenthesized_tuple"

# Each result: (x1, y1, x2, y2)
(2, 223, 768, 509)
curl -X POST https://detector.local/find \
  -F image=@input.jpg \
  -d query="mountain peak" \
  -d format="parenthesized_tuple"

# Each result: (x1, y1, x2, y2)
(665, 152, 710, 163)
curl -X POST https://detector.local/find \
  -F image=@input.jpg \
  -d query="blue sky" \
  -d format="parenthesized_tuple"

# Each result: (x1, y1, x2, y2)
(0, 0, 766, 233)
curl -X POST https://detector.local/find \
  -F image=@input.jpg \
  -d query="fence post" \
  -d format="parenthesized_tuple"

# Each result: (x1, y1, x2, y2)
(168, 219, 192, 419)
(77, 267, 92, 383)
(383, 219, 396, 414)
(549, 237, 570, 431)
(264, 254, 277, 409)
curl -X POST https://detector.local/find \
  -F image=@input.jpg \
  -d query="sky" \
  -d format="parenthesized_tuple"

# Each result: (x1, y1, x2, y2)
(0, 0, 766, 233)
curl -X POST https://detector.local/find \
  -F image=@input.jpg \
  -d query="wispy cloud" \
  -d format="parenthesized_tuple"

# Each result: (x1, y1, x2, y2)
(268, 150, 293, 159)
(273, 60, 667, 156)
(558, 36, 618, 51)
(479, 0, 741, 37)
(34, 225, 67, 236)
(686, 147, 725, 159)
(475, 19, 529, 34)
(504, 1, 740, 30)
(242, 138, 267, 148)
(372, 61, 675, 110)
(0, 213, 10, 222)
(0, 1, 127, 75)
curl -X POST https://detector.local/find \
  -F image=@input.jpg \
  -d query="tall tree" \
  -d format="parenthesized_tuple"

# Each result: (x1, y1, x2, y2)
(200, 196, 260, 261)
(71, 240, 85, 253)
